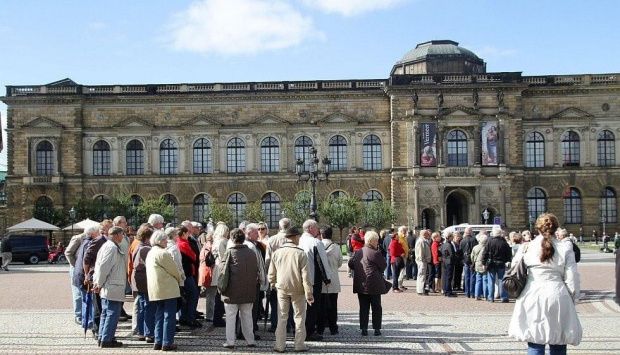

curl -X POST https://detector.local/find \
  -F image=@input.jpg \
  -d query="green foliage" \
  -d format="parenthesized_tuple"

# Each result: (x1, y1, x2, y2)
(362, 200, 397, 231)
(244, 200, 266, 223)
(107, 191, 136, 222)
(137, 198, 176, 225)
(207, 199, 235, 228)
(281, 191, 311, 227)
(74, 198, 107, 221)
(319, 195, 361, 242)
(32, 205, 66, 226)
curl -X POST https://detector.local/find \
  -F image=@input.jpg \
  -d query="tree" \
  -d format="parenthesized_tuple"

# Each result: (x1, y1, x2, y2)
(207, 199, 235, 228)
(319, 195, 361, 243)
(280, 191, 311, 227)
(137, 197, 176, 225)
(32, 205, 66, 226)
(362, 200, 397, 231)
(244, 200, 266, 223)
(75, 198, 107, 221)
(107, 191, 136, 221)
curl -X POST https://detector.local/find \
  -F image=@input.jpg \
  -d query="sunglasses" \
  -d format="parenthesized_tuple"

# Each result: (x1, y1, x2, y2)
(258, 227, 266, 231)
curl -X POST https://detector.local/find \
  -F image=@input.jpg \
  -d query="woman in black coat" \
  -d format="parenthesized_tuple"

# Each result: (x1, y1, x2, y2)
(348, 231, 387, 336)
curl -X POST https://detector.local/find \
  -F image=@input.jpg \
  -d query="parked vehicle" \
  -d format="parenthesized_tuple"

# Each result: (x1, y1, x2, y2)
(442, 223, 501, 238)
(4, 235, 49, 264)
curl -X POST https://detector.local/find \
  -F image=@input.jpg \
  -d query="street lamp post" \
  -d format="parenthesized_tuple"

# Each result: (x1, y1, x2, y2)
(529, 215, 534, 233)
(601, 216, 606, 237)
(296, 147, 330, 222)
(69, 206, 77, 238)
(483, 208, 490, 225)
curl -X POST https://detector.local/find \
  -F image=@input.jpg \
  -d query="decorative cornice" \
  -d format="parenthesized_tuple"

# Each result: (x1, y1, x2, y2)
(21, 116, 64, 129)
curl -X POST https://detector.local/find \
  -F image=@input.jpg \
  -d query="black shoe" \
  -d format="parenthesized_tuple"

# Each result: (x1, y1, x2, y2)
(145, 336, 154, 343)
(306, 333, 323, 341)
(374, 329, 381, 336)
(213, 322, 226, 327)
(268, 327, 276, 333)
(361, 329, 368, 336)
(254, 334, 261, 340)
(100, 340, 123, 348)
(446, 293, 457, 297)
(188, 321, 202, 328)
(330, 329, 339, 335)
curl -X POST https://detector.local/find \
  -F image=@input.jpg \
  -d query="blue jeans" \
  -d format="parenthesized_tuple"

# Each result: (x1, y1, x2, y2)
(391, 262, 401, 290)
(527, 343, 567, 355)
(384, 254, 392, 279)
(442, 264, 454, 295)
(154, 298, 177, 346)
(137, 292, 156, 337)
(463, 264, 476, 297)
(487, 267, 508, 301)
(70, 266, 82, 319)
(99, 298, 122, 342)
(179, 276, 198, 322)
(475, 272, 488, 298)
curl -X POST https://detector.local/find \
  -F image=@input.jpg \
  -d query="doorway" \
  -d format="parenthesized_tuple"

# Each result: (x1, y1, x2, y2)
(446, 191, 469, 226)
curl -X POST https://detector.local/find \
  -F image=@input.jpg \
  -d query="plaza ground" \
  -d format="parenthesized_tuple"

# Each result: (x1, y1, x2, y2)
(0, 249, 618, 354)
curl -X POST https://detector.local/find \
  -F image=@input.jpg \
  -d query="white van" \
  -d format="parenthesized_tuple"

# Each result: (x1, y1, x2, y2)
(442, 223, 501, 238)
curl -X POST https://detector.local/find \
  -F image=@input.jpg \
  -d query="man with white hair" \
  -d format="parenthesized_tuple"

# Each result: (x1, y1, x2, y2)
(242, 223, 268, 340)
(481, 226, 511, 303)
(264, 217, 292, 332)
(299, 219, 331, 341)
(148, 214, 164, 230)
(414, 229, 432, 295)
(113, 216, 132, 323)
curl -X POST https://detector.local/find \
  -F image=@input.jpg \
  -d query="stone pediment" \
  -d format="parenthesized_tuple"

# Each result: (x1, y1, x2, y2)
(316, 113, 357, 125)
(113, 116, 154, 128)
(250, 113, 289, 125)
(21, 116, 64, 129)
(550, 107, 593, 119)
(440, 105, 480, 117)
(182, 115, 222, 127)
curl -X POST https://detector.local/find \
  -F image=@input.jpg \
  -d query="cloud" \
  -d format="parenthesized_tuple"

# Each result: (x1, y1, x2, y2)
(303, 0, 407, 17)
(167, 0, 320, 55)
(474, 46, 518, 58)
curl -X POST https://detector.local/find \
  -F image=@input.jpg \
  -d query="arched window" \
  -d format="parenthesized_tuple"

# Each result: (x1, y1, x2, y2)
(331, 190, 346, 199)
(362, 190, 383, 206)
(447, 130, 468, 167)
(129, 194, 143, 227)
(33, 196, 54, 223)
(163, 193, 179, 225)
(525, 132, 545, 168)
(36, 141, 54, 175)
(597, 130, 615, 167)
(193, 139, 212, 174)
(562, 131, 580, 167)
(294, 136, 313, 173)
(228, 193, 246, 226)
(600, 187, 617, 224)
(328, 135, 347, 171)
(193, 194, 211, 223)
(227, 138, 246, 173)
(93, 140, 111, 176)
(261, 137, 280, 173)
(261, 192, 281, 229)
(126, 140, 144, 175)
(160, 139, 178, 175)
(563, 187, 582, 224)
(363, 135, 382, 171)
(527, 188, 547, 220)
(94, 195, 110, 221)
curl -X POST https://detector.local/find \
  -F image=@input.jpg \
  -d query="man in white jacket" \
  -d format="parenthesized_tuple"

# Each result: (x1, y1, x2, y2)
(415, 229, 432, 295)
(93, 227, 128, 348)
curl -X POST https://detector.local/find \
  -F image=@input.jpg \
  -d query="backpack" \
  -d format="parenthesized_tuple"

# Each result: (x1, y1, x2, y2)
(205, 250, 216, 267)
(572, 242, 581, 263)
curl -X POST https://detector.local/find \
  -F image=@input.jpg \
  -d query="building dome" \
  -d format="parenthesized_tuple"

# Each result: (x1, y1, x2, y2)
(391, 40, 486, 76)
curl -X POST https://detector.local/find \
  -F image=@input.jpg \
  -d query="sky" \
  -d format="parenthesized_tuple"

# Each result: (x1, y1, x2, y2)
(1, 0, 619, 167)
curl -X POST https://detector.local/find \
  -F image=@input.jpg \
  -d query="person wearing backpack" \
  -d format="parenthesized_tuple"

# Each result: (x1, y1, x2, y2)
(557, 229, 580, 263)
(199, 232, 217, 322)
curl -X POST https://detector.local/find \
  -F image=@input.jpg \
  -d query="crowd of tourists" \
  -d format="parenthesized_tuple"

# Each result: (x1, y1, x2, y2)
(59, 211, 618, 354)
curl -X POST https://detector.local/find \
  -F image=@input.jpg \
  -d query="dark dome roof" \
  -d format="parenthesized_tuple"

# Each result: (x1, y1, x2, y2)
(397, 40, 480, 64)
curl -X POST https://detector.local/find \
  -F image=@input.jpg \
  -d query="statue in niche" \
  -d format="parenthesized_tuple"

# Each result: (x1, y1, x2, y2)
(412, 92, 419, 109)
(472, 89, 479, 110)
(437, 91, 444, 112)
(497, 90, 504, 108)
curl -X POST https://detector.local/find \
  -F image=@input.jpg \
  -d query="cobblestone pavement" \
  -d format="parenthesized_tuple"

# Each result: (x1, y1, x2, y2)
(0, 250, 618, 355)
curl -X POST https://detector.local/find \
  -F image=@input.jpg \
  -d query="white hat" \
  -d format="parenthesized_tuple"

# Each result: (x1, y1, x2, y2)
(491, 226, 503, 237)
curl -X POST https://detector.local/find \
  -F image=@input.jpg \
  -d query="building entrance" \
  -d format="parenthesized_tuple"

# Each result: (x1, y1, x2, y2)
(446, 191, 469, 227)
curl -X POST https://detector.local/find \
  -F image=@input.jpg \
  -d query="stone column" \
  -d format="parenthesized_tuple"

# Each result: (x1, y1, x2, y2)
(498, 117, 506, 165)
(412, 121, 419, 166)
(437, 122, 445, 166)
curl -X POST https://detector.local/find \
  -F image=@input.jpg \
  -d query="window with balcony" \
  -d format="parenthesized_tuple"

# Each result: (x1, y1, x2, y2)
(36, 141, 54, 175)
(447, 130, 468, 167)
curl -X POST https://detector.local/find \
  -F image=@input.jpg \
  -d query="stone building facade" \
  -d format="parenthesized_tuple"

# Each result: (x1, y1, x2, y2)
(2, 40, 619, 235)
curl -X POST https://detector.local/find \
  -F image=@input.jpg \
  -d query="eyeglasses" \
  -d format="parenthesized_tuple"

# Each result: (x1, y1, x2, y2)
(258, 227, 266, 231)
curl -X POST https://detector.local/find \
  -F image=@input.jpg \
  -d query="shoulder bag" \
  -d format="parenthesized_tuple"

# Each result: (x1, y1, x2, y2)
(502, 243, 529, 298)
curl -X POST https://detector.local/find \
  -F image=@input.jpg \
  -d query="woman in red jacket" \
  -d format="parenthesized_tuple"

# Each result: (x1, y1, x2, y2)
(430, 233, 442, 293)
(351, 229, 365, 252)
(389, 233, 405, 293)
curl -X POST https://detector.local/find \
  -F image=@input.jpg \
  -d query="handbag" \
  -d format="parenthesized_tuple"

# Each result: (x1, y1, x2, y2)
(502, 243, 529, 298)
(395, 256, 405, 270)
(382, 279, 392, 295)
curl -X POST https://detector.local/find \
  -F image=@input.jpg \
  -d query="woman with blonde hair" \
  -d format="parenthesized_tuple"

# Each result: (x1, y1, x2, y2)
(211, 222, 229, 327)
(508, 213, 582, 354)
(198, 232, 217, 322)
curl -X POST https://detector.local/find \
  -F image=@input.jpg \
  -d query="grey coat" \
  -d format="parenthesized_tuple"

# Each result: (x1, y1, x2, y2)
(221, 244, 259, 304)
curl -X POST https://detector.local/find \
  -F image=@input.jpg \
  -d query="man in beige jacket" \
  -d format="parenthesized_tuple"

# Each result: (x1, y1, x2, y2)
(268, 227, 313, 353)
(415, 229, 432, 295)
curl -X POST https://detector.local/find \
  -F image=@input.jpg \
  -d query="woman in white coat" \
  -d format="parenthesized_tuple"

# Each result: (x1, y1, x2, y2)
(317, 225, 344, 335)
(210, 223, 230, 327)
(508, 213, 582, 355)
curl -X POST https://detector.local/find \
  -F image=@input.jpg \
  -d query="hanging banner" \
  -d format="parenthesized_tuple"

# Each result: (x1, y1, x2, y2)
(481, 121, 499, 166)
(420, 123, 437, 167)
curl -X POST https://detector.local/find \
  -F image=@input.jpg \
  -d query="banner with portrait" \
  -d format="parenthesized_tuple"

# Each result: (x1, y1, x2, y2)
(420, 122, 437, 167)
(481, 121, 499, 166)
